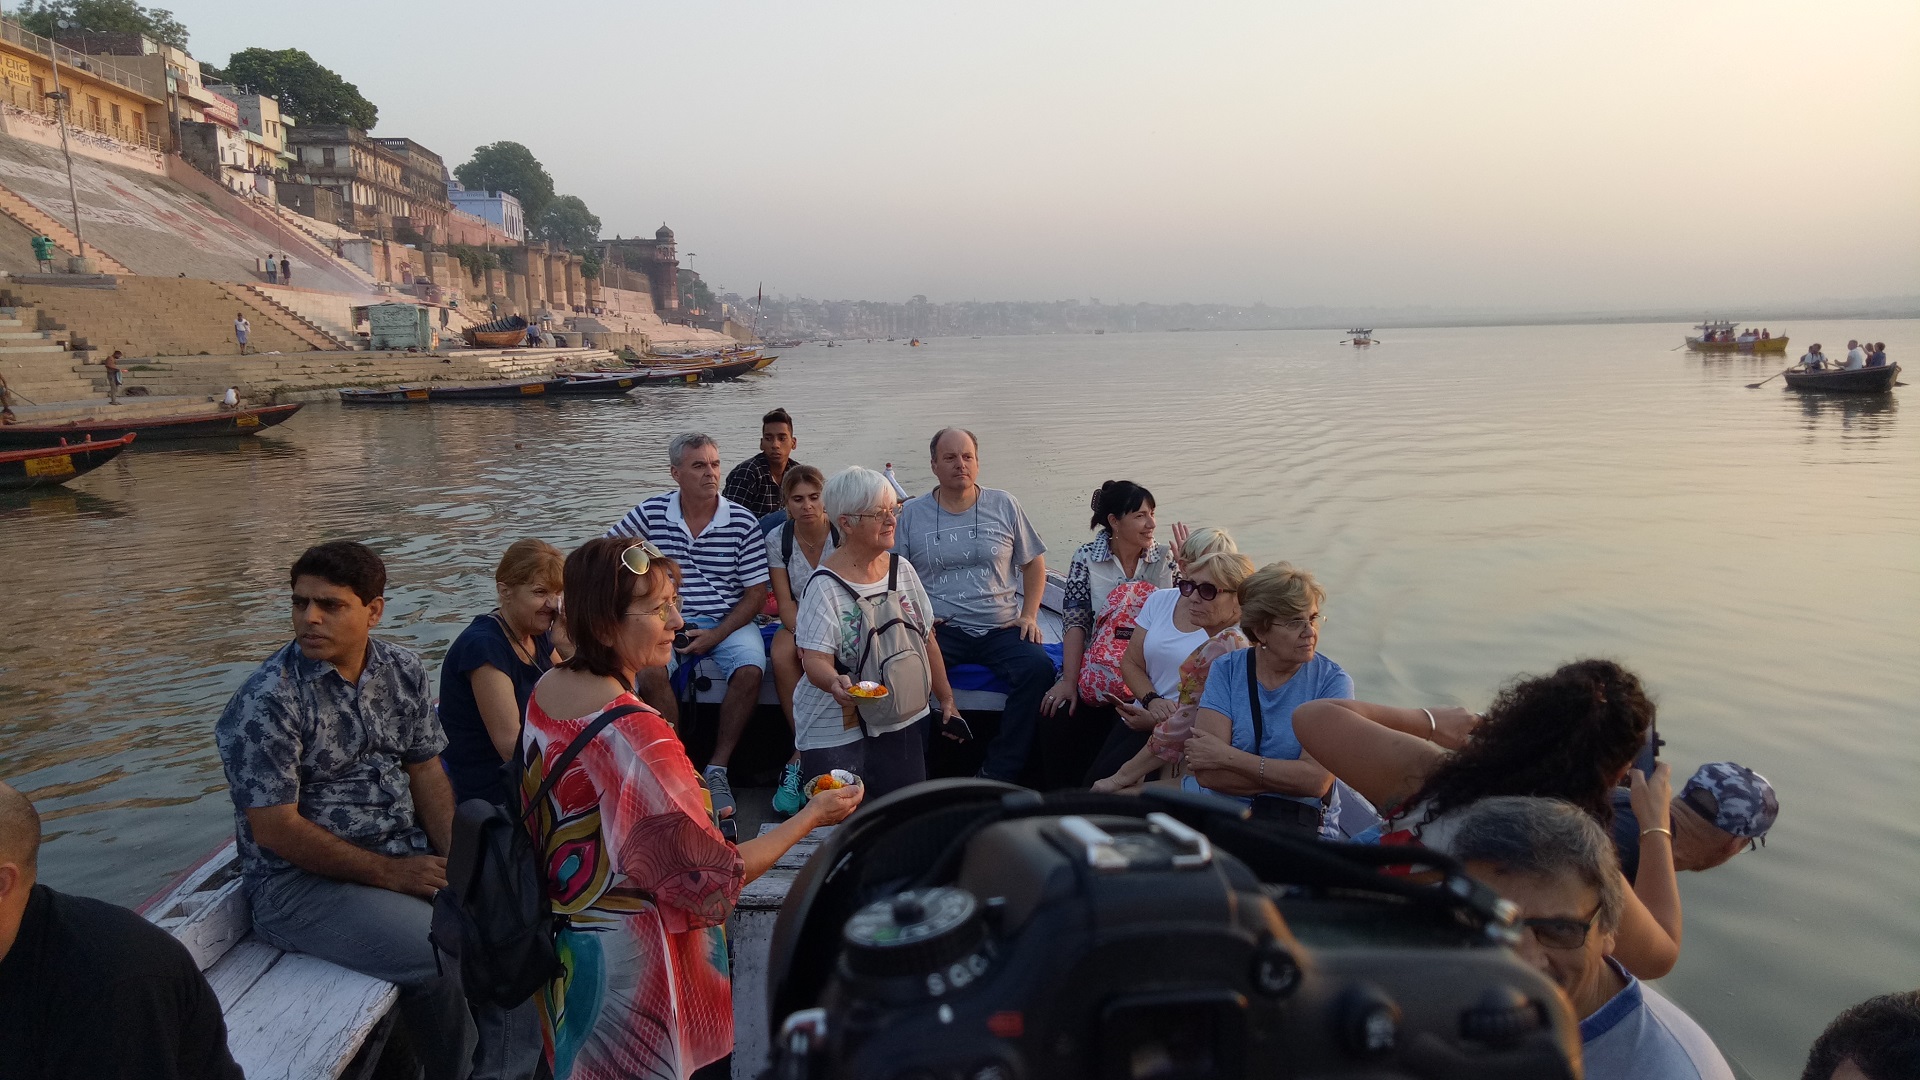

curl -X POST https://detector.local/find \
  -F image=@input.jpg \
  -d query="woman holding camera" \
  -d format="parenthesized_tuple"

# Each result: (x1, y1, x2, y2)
(795, 467, 961, 799)
(1291, 659, 1684, 979)
(438, 538, 567, 806)
(1180, 562, 1352, 840)
(523, 538, 863, 1080)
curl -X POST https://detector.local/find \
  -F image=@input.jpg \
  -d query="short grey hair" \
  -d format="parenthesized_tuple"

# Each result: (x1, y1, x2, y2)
(823, 466, 893, 525)
(1448, 797, 1626, 934)
(669, 432, 717, 467)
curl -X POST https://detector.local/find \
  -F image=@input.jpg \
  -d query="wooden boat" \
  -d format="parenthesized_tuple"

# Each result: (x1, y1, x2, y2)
(0, 433, 135, 490)
(547, 373, 642, 396)
(702, 357, 759, 381)
(1345, 328, 1374, 346)
(750, 353, 779, 372)
(339, 379, 564, 404)
(0, 404, 302, 449)
(1686, 320, 1788, 353)
(1783, 362, 1900, 393)
(461, 314, 529, 348)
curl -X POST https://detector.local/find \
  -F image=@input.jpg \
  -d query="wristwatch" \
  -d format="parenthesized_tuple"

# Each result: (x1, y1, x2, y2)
(1138, 691, 1162, 707)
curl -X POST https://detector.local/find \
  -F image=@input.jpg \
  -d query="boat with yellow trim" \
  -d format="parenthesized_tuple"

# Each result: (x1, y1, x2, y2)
(1685, 320, 1788, 353)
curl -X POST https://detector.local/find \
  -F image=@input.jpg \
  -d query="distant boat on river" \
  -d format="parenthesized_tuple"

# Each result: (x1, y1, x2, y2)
(1686, 320, 1788, 353)
(1345, 328, 1374, 346)
(1782, 363, 1900, 394)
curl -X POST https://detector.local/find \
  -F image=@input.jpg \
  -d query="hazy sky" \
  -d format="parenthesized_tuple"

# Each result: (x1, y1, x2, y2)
(171, 0, 1917, 310)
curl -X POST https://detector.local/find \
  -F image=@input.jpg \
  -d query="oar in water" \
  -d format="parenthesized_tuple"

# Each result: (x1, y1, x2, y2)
(1746, 367, 1798, 388)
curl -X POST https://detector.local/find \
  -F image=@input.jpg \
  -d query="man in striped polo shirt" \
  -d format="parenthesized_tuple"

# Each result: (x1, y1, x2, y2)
(607, 432, 770, 826)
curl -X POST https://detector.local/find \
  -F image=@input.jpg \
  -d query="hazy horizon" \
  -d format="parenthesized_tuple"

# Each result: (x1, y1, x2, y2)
(169, 0, 1918, 311)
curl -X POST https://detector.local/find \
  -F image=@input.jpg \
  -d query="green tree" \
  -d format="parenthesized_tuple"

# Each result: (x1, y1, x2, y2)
(453, 142, 553, 225)
(538, 194, 600, 250)
(18, 0, 188, 50)
(222, 48, 377, 130)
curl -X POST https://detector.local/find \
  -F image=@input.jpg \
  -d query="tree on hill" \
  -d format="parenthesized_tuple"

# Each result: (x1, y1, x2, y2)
(454, 142, 554, 225)
(222, 48, 377, 130)
(18, 0, 188, 50)
(538, 195, 600, 250)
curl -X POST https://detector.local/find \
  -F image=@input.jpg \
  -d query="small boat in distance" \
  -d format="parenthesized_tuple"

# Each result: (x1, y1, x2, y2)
(0, 433, 135, 490)
(461, 314, 529, 348)
(1345, 329, 1374, 346)
(0, 404, 302, 449)
(1685, 320, 1788, 353)
(1782, 362, 1900, 394)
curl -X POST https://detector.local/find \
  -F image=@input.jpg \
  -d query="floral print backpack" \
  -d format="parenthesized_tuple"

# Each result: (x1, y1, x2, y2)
(1076, 580, 1160, 705)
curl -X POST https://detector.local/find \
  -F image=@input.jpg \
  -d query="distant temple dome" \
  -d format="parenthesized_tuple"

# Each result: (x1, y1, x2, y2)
(656, 224, 674, 241)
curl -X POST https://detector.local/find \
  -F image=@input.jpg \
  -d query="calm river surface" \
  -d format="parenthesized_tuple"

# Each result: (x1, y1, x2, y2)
(3, 322, 1915, 1075)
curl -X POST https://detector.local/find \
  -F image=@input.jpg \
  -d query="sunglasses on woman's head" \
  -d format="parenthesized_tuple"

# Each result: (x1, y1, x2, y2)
(1176, 578, 1223, 601)
(621, 541, 665, 576)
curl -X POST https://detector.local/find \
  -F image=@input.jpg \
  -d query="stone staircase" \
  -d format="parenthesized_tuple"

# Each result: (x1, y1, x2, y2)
(0, 305, 95, 405)
(0, 183, 136, 276)
(3, 277, 327, 359)
(249, 285, 365, 347)
(230, 283, 355, 349)
(261, 201, 380, 288)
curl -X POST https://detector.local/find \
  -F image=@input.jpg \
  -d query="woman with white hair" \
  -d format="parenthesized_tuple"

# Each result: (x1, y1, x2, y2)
(794, 467, 962, 798)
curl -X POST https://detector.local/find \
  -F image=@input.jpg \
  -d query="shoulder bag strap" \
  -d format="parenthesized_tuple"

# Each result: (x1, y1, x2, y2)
(887, 552, 899, 591)
(516, 704, 645, 826)
(781, 520, 795, 563)
(1246, 651, 1265, 753)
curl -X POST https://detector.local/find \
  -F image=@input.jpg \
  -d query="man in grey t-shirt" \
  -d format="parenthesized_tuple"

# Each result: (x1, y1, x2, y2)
(894, 427, 1054, 782)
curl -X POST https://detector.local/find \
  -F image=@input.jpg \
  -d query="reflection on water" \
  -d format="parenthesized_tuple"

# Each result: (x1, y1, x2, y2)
(1, 320, 1915, 1078)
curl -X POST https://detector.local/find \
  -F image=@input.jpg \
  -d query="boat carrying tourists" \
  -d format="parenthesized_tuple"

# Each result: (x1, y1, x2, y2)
(1685, 319, 1788, 353)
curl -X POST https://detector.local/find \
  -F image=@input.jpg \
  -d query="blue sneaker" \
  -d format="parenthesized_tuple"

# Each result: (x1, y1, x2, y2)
(772, 760, 806, 818)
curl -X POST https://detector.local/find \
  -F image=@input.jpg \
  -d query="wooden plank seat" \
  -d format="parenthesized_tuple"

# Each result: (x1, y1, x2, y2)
(142, 841, 398, 1080)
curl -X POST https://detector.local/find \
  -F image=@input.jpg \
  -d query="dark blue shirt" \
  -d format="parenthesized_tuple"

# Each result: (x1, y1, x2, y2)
(438, 613, 552, 804)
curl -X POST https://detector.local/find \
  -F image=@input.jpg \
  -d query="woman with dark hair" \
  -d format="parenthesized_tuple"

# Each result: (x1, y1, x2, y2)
(523, 537, 863, 1080)
(1292, 659, 1684, 978)
(1038, 480, 1174, 788)
(438, 538, 567, 806)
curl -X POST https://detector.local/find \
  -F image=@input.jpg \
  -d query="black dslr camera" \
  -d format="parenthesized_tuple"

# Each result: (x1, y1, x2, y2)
(761, 782, 1578, 1080)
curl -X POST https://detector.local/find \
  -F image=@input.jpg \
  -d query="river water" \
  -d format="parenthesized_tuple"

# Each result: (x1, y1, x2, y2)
(2, 323, 1914, 1075)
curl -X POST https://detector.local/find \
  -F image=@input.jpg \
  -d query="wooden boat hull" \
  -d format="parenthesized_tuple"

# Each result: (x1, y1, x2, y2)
(464, 329, 527, 348)
(702, 358, 758, 381)
(751, 353, 778, 372)
(0, 404, 301, 449)
(339, 386, 432, 404)
(1686, 336, 1789, 353)
(340, 379, 565, 403)
(549, 374, 642, 396)
(0, 433, 135, 489)
(1783, 363, 1900, 393)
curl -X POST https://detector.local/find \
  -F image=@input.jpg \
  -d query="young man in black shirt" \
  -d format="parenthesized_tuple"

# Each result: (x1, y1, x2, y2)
(0, 781, 242, 1080)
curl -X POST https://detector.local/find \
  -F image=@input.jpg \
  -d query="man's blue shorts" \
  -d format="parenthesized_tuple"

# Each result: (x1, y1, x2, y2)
(670, 615, 767, 680)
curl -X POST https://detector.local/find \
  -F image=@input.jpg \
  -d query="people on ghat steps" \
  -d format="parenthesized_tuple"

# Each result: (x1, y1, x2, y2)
(606, 433, 770, 833)
(1089, 549, 1256, 794)
(1448, 797, 1733, 1080)
(1292, 659, 1686, 979)
(893, 427, 1054, 783)
(794, 467, 960, 799)
(766, 464, 837, 816)
(213, 541, 537, 1080)
(0, 782, 244, 1080)
(1039, 480, 1174, 789)
(1802, 990, 1920, 1080)
(523, 538, 861, 1080)
(1178, 562, 1354, 840)
(437, 539, 568, 808)
(1610, 761, 1778, 884)
(234, 312, 251, 355)
(724, 407, 805, 519)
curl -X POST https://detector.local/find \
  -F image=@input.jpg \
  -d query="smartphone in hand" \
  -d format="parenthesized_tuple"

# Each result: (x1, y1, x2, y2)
(940, 712, 973, 743)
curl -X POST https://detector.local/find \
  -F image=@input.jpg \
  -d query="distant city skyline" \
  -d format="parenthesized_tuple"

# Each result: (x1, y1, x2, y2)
(169, 0, 1918, 311)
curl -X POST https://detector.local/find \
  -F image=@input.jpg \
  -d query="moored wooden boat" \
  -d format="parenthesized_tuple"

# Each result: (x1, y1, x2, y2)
(338, 385, 431, 404)
(428, 378, 565, 401)
(0, 433, 135, 490)
(751, 353, 779, 372)
(0, 404, 302, 449)
(702, 357, 758, 381)
(1782, 362, 1900, 393)
(547, 373, 642, 396)
(460, 314, 529, 348)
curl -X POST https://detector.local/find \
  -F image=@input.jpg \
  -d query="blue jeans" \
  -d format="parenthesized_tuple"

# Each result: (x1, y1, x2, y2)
(935, 623, 1056, 782)
(251, 868, 541, 1080)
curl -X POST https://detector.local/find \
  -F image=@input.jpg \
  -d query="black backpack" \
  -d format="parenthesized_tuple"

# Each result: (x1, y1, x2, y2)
(430, 704, 644, 1007)
(780, 519, 840, 573)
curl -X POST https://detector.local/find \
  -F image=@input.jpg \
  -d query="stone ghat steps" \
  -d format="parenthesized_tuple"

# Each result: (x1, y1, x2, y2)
(9, 278, 324, 359)
(94, 348, 621, 399)
(0, 183, 136, 275)
(6, 394, 217, 425)
(0, 305, 96, 403)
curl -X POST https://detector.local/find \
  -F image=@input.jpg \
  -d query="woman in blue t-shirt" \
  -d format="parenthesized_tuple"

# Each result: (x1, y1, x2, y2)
(1181, 561, 1352, 839)
(438, 539, 566, 804)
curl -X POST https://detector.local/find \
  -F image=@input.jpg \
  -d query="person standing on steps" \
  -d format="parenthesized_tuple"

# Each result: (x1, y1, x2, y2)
(279, 255, 291, 286)
(234, 313, 251, 355)
(102, 351, 123, 404)
(30, 234, 54, 274)
(264, 252, 278, 283)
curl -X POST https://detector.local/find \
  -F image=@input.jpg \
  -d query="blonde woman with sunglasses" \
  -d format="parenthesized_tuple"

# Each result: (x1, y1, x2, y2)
(522, 538, 860, 1080)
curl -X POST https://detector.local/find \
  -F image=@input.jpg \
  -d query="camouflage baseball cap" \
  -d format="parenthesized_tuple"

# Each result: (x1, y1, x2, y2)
(1680, 762, 1779, 842)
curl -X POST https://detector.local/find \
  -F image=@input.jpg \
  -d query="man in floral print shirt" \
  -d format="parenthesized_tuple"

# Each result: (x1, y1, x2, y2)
(215, 541, 534, 1080)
